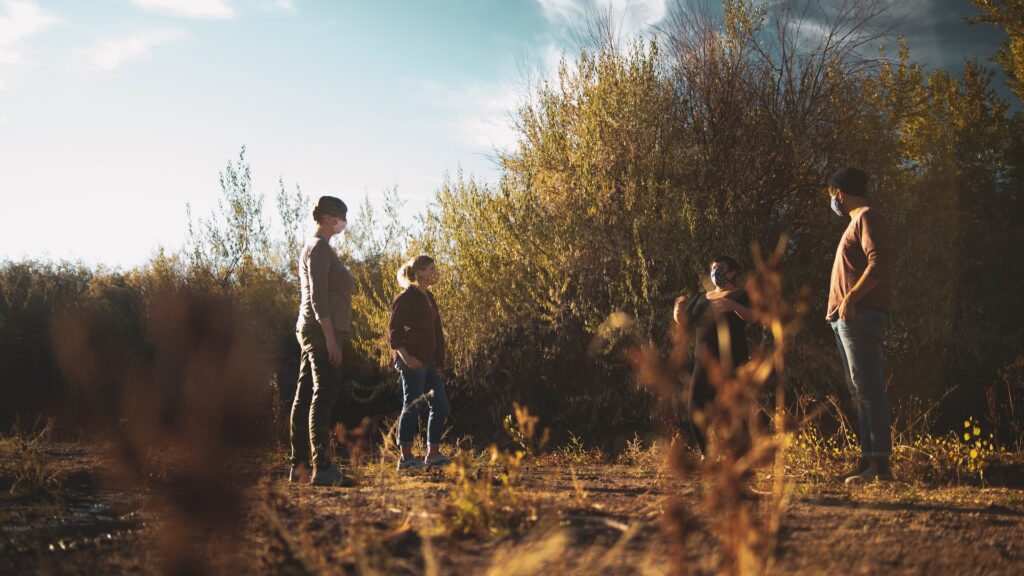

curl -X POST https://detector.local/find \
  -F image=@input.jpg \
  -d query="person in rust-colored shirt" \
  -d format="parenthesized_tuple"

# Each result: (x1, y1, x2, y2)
(826, 167, 894, 485)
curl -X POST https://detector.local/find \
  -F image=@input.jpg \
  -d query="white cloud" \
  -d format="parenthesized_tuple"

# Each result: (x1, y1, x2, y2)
(786, 17, 833, 47)
(541, 41, 564, 81)
(537, 0, 584, 23)
(272, 0, 296, 14)
(421, 80, 523, 153)
(0, 0, 57, 87)
(258, 0, 295, 14)
(85, 28, 188, 72)
(536, 0, 667, 39)
(132, 0, 234, 20)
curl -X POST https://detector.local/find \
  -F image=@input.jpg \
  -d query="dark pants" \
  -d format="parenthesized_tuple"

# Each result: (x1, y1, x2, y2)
(688, 361, 713, 454)
(688, 355, 751, 455)
(832, 309, 891, 458)
(290, 324, 348, 472)
(395, 361, 450, 448)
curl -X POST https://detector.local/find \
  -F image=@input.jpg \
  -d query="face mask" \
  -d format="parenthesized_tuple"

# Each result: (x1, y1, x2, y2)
(711, 269, 731, 288)
(830, 195, 844, 216)
(333, 217, 347, 234)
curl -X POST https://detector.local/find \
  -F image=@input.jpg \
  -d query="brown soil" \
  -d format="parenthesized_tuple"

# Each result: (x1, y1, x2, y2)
(2, 442, 1023, 575)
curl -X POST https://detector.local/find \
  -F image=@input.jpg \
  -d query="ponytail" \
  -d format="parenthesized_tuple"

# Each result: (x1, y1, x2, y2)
(397, 255, 435, 288)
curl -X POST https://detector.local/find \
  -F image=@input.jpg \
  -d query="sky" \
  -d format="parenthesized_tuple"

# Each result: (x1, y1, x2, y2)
(0, 0, 1008, 268)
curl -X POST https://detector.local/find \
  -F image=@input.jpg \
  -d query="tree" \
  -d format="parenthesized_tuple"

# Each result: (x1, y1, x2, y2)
(274, 177, 309, 284)
(971, 0, 1024, 101)
(185, 146, 271, 287)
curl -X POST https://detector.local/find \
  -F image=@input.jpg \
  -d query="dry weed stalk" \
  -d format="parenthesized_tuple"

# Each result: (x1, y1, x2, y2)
(603, 235, 808, 575)
(442, 403, 546, 537)
(3, 417, 62, 502)
(52, 289, 270, 575)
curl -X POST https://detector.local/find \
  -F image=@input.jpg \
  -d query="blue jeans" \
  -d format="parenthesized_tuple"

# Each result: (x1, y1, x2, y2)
(832, 309, 891, 458)
(396, 361, 450, 448)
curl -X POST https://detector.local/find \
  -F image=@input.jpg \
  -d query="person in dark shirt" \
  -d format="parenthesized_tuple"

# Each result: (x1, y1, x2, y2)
(290, 196, 357, 487)
(388, 255, 451, 470)
(673, 255, 758, 455)
(826, 167, 894, 484)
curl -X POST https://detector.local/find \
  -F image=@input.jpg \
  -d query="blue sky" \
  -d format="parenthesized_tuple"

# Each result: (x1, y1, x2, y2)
(0, 0, 1007, 267)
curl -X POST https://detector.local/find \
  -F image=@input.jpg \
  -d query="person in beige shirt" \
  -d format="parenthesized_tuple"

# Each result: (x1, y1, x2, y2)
(290, 195, 357, 487)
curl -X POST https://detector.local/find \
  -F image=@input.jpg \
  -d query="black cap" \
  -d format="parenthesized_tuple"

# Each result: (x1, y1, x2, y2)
(829, 167, 869, 197)
(313, 196, 347, 219)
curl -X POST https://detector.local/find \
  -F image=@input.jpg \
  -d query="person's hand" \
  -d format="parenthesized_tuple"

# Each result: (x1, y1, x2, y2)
(327, 340, 343, 368)
(709, 298, 736, 314)
(403, 355, 424, 370)
(672, 295, 688, 324)
(838, 297, 857, 320)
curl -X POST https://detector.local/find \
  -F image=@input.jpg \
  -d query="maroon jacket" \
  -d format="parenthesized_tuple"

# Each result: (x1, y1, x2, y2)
(388, 287, 445, 368)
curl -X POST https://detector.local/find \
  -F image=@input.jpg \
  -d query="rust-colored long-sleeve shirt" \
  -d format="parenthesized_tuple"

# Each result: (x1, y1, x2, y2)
(388, 287, 445, 368)
(297, 236, 355, 332)
(827, 207, 891, 320)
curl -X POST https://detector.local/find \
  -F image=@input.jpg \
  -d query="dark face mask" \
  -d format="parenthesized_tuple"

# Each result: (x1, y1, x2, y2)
(711, 269, 731, 288)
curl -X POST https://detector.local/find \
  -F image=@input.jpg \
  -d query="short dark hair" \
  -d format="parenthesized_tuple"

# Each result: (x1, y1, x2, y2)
(711, 255, 739, 274)
(829, 167, 869, 197)
(312, 196, 348, 222)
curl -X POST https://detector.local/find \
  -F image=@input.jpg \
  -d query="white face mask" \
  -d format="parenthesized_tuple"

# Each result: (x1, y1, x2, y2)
(333, 217, 347, 234)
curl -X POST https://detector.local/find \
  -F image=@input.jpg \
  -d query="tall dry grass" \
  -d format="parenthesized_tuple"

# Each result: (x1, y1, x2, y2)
(600, 235, 808, 575)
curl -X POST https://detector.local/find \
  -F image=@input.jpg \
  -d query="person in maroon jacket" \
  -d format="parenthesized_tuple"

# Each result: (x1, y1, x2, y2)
(388, 255, 451, 470)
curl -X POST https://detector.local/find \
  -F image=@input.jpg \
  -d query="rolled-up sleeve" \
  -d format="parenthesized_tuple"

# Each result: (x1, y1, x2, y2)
(859, 210, 889, 284)
(388, 294, 410, 350)
(308, 242, 332, 322)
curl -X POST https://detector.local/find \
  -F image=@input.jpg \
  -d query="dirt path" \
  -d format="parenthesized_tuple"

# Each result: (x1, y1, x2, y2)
(2, 444, 1023, 575)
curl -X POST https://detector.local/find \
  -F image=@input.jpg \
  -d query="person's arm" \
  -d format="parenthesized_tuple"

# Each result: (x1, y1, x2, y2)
(394, 346, 423, 369)
(838, 211, 887, 320)
(728, 301, 758, 324)
(838, 275, 879, 316)
(710, 291, 758, 324)
(389, 293, 423, 369)
(673, 294, 689, 324)
(673, 290, 701, 324)
(309, 242, 342, 366)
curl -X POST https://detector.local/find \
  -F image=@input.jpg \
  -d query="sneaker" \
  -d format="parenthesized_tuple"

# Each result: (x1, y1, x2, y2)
(844, 459, 894, 485)
(424, 454, 452, 467)
(397, 457, 427, 471)
(832, 458, 869, 483)
(311, 468, 356, 487)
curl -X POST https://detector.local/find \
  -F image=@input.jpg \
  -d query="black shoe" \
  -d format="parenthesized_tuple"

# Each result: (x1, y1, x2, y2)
(844, 458, 895, 485)
(311, 468, 356, 487)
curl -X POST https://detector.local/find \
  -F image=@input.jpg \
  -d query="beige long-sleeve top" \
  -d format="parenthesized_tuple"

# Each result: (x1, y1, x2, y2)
(297, 236, 356, 333)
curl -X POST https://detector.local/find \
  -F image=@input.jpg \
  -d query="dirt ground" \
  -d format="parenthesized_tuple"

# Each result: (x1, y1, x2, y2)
(2, 442, 1023, 575)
